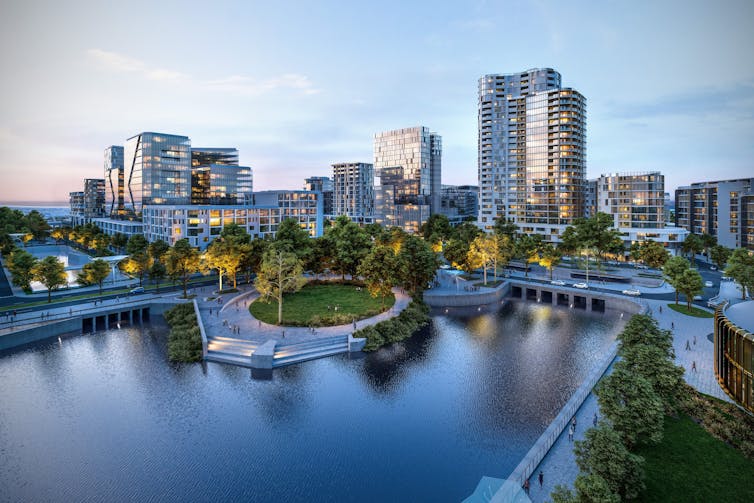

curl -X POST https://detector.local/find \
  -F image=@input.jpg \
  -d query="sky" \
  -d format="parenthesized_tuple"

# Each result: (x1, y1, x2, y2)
(1, 0, 753, 203)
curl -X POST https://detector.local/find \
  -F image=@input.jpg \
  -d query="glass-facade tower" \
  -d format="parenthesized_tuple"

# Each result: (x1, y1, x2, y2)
(478, 68, 586, 240)
(124, 132, 192, 215)
(374, 126, 441, 233)
(332, 162, 374, 221)
(105, 145, 124, 217)
(190, 148, 253, 205)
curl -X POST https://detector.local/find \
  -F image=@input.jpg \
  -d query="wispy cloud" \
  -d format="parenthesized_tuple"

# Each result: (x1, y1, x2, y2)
(87, 49, 319, 95)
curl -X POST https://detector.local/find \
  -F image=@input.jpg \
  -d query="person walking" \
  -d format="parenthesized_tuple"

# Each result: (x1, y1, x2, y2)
(659, 305, 662, 314)
(671, 321, 674, 330)
(693, 335, 697, 346)
(568, 424, 575, 441)
(692, 360, 697, 372)
(593, 413, 598, 427)
(523, 479, 530, 495)
(538, 470, 543, 487)
(686, 340, 691, 350)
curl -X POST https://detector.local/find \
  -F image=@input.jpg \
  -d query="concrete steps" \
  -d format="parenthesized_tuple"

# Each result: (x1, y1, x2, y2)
(205, 350, 253, 367)
(273, 336, 349, 367)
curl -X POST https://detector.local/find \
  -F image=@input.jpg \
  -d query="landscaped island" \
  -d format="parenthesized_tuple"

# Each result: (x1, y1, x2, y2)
(250, 280, 395, 326)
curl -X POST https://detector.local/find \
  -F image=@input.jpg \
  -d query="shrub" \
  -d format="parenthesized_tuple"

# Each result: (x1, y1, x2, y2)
(357, 301, 429, 351)
(164, 303, 202, 363)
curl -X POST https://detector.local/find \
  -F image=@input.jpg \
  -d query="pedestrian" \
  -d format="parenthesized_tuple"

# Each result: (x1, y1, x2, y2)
(523, 479, 530, 495)
(258, 320, 261, 328)
(620, 312, 624, 319)
(593, 413, 598, 427)
(693, 335, 697, 346)
(686, 340, 691, 350)
(671, 321, 674, 330)
(568, 424, 575, 441)
(282, 330, 285, 338)
(572, 416, 577, 428)
(209, 308, 212, 315)
(692, 360, 697, 372)
(538, 470, 543, 487)
(659, 305, 662, 314)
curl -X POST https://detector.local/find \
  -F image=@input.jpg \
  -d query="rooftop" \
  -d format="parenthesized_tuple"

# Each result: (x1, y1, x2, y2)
(724, 300, 754, 335)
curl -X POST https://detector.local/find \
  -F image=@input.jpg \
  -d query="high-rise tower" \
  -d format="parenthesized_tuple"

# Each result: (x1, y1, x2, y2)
(478, 68, 586, 240)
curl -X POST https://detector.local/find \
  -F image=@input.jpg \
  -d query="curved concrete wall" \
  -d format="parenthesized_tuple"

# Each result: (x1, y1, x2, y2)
(424, 282, 510, 307)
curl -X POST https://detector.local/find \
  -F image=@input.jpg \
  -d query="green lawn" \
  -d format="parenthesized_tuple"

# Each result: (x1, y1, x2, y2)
(250, 283, 395, 326)
(473, 280, 505, 288)
(636, 414, 754, 502)
(667, 303, 714, 318)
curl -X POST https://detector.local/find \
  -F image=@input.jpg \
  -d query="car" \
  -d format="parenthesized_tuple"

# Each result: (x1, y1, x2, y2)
(622, 289, 641, 296)
(704, 281, 713, 288)
(722, 275, 730, 281)
(129, 287, 145, 295)
(693, 295, 703, 301)
(710, 265, 717, 271)
(551, 280, 566, 286)
(572, 282, 589, 289)
(635, 264, 649, 269)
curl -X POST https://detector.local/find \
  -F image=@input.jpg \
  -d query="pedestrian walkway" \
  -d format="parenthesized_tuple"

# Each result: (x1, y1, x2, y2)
(525, 297, 728, 502)
(196, 284, 411, 346)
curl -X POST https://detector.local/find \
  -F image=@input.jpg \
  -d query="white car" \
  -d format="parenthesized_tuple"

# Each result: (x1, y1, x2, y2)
(551, 280, 566, 286)
(704, 281, 713, 288)
(573, 282, 589, 289)
(622, 289, 641, 296)
(710, 265, 717, 271)
(635, 264, 649, 269)
(693, 295, 703, 300)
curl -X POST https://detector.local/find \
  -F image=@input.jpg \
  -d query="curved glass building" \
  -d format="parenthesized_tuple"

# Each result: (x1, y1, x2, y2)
(714, 300, 754, 413)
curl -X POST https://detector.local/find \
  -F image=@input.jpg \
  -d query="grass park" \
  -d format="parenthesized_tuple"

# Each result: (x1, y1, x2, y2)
(666, 302, 715, 318)
(250, 282, 395, 326)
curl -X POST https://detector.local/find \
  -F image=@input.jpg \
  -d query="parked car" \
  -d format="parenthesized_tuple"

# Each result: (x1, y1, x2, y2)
(129, 287, 145, 295)
(572, 282, 589, 289)
(704, 281, 713, 288)
(622, 289, 641, 296)
(710, 265, 717, 271)
(550, 280, 566, 286)
(693, 295, 703, 300)
(635, 264, 649, 269)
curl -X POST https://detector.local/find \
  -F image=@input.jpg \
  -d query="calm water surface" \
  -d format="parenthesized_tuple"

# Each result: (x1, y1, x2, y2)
(0, 301, 623, 502)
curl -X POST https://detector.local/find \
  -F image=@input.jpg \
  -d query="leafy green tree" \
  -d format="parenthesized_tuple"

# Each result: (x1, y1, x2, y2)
(700, 233, 717, 259)
(148, 261, 166, 292)
(574, 425, 645, 500)
(31, 255, 67, 303)
(397, 235, 439, 295)
(165, 239, 201, 298)
(7, 248, 37, 293)
(204, 238, 242, 290)
(676, 268, 704, 310)
(514, 234, 543, 278)
(23, 210, 50, 240)
(631, 240, 669, 269)
(255, 249, 306, 324)
(561, 212, 624, 268)
(326, 215, 371, 279)
(725, 248, 754, 300)
(493, 217, 518, 240)
(122, 251, 151, 286)
(79, 259, 111, 295)
(274, 218, 312, 261)
(92, 234, 111, 256)
(467, 233, 497, 285)
(239, 238, 269, 283)
(220, 223, 251, 245)
(420, 214, 453, 244)
(617, 314, 674, 358)
(358, 244, 400, 307)
(148, 239, 170, 262)
(572, 474, 621, 503)
(126, 234, 149, 256)
(681, 233, 703, 267)
(306, 236, 334, 278)
(709, 245, 732, 271)
(443, 238, 473, 271)
(538, 242, 562, 280)
(662, 255, 690, 304)
(596, 366, 664, 448)
(618, 345, 685, 409)
(111, 233, 128, 252)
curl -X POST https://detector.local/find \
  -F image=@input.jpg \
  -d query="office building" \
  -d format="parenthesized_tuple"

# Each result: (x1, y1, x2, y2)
(440, 185, 479, 225)
(675, 178, 754, 249)
(478, 68, 586, 241)
(741, 193, 754, 250)
(123, 132, 192, 215)
(374, 126, 441, 233)
(104, 146, 125, 217)
(590, 172, 686, 251)
(332, 162, 374, 223)
(69, 178, 106, 226)
(190, 148, 253, 205)
(142, 190, 322, 249)
(69, 191, 84, 222)
(304, 176, 334, 217)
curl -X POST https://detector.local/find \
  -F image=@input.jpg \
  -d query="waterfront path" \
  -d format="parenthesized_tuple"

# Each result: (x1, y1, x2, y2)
(195, 284, 411, 346)
(527, 296, 729, 502)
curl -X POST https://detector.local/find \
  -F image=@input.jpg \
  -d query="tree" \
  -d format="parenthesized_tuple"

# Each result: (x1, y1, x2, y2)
(617, 314, 674, 358)
(681, 233, 703, 267)
(538, 242, 562, 280)
(148, 261, 166, 292)
(631, 240, 669, 269)
(306, 236, 334, 278)
(240, 238, 269, 283)
(467, 234, 497, 285)
(514, 234, 543, 278)
(574, 424, 645, 500)
(204, 238, 242, 291)
(122, 251, 151, 286)
(358, 244, 400, 307)
(79, 259, 111, 295)
(396, 235, 439, 295)
(148, 239, 170, 263)
(24, 210, 50, 241)
(676, 268, 704, 310)
(618, 344, 685, 409)
(220, 223, 251, 245)
(165, 239, 201, 298)
(561, 213, 624, 268)
(7, 248, 37, 293)
(111, 233, 128, 253)
(493, 217, 518, 240)
(126, 234, 149, 256)
(710, 245, 732, 271)
(31, 256, 67, 303)
(92, 234, 111, 256)
(326, 215, 371, 279)
(725, 248, 754, 300)
(254, 249, 307, 324)
(420, 214, 453, 244)
(274, 218, 312, 261)
(596, 366, 664, 448)
(662, 256, 690, 305)
(700, 233, 717, 259)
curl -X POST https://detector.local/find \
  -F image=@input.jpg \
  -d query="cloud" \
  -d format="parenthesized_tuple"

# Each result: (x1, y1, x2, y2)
(87, 48, 320, 95)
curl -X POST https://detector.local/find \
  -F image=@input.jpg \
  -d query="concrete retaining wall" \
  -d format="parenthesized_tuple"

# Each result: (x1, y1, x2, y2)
(424, 282, 510, 307)
(0, 318, 81, 350)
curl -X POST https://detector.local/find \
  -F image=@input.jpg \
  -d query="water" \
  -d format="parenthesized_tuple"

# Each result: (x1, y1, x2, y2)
(0, 301, 623, 502)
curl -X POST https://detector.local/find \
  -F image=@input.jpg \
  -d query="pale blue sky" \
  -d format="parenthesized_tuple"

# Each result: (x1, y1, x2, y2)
(1, 0, 753, 203)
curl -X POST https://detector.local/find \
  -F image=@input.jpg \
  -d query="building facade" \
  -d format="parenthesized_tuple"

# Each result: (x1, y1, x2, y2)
(439, 185, 479, 225)
(190, 148, 253, 205)
(478, 68, 586, 242)
(104, 146, 125, 218)
(675, 178, 754, 249)
(714, 301, 754, 413)
(374, 126, 441, 233)
(594, 172, 665, 229)
(304, 176, 334, 217)
(123, 132, 192, 215)
(332, 162, 374, 223)
(69, 178, 106, 226)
